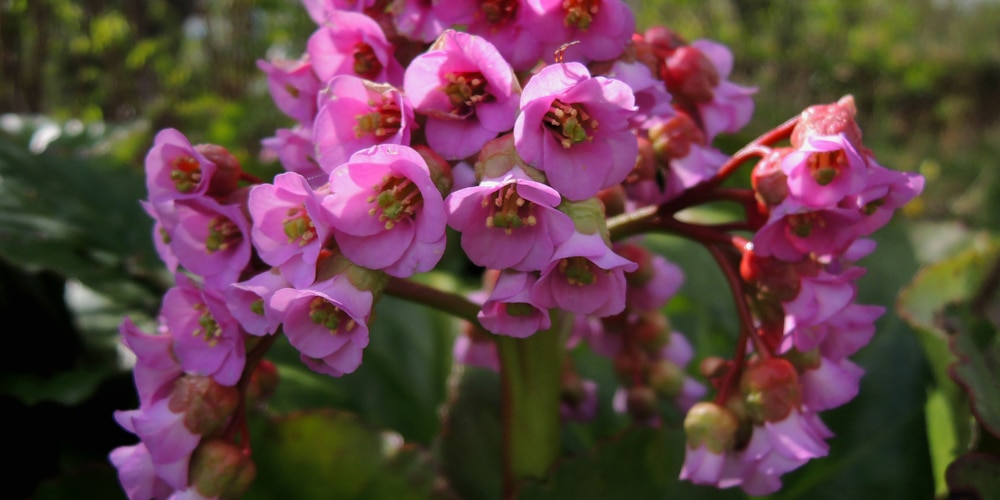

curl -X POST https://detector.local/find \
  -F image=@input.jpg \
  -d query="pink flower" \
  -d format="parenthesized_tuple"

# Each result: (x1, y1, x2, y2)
(306, 9, 404, 85)
(532, 231, 638, 317)
(271, 274, 373, 377)
(799, 356, 864, 412)
(478, 271, 551, 338)
(142, 201, 180, 273)
(753, 204, 862, 261)
(119, 318, 182, 405)
(322, 145, 447, 277)
(249, 172, 332, 288)
(145, 129, 218, 203)
(689, 39, 756, 142)
(783, 133, 869, 209)
(257, 57, 321, 124)
(314, 76, 413, 171)
(445, 168, 574, 271)
(261, 126, 325, 183)
(781, 268, 865, 335)
(225, 269, 289, 336)
(457, 0, 547, 72)
(847, 161, 925, 236)
(301, 0, 374, 23)
(404, 30, 521, 160)
(390, 0, 449, 42)
(114, 399, 201, 490)
(160, 197, 253, 290)
(736, 410, 832, 495)
(452, 328, 500, 372)
(514, 62, 638, 200)
(109, 443, 176, 500)
(161, 274, 246, 386)
(525, 0, 635, 62)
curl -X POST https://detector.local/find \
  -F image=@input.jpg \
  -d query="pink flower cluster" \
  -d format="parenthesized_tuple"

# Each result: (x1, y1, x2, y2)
(111, 1, 925, 498)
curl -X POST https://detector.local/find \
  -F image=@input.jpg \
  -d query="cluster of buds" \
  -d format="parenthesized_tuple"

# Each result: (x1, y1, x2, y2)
(111, 0, 923, 497)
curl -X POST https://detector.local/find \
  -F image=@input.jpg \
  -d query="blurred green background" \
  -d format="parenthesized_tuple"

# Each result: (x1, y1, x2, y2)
(1, 0, 998, 498)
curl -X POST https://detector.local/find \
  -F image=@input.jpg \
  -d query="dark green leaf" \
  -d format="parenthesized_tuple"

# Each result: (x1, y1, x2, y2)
(436, 367, 503, 500)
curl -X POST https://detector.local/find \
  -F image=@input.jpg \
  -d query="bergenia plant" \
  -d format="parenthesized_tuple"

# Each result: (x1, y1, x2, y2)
(109, 1, 924, 498)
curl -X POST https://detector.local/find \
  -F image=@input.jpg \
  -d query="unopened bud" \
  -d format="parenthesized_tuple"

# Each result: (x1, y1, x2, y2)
(169, 375, 240, 436)
(751, 148, 791, 207)
(625, 385, 659, 422)
(475, 134, 545, 182)
(188, 439, 257, 499)
(196, 144, 242, 198)
(790, 95, 863, 150)
(597, 184, 627, 217)
(247, 359, 279, 407)
(559, 198, 608, 238)
(684, 402, 740, 453)
(648, 112, 705, 161)
(617, 243, 654, 287)
(649, 360, 684, 397)
(739, 252, 800, 303)
(632, 310, 670, 350)
(740, 358, 801, 423)
(413, 145, 453, 197)
(662, 46, 720, 104)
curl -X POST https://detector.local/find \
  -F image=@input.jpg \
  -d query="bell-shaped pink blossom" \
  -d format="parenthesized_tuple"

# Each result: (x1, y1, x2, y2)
(445, 168, 574, 271)
(160, 197, 253, 290)
(314, 76, 413, 171)
(525, 0, 635, 62)
(514, 62, 637, 201)
(271, 274, 373, 377)
(390, 0, 449, 42)
(114, 398, 201, 490)
(753, 203, 863, 262)
(249, 172, 332, 288)
(531, 231, 638, 317)
(257, 57, 321, 124)
(782, 267, 865, 335)
(735, 410, 833, 495)
(306, 9, 403, 86)
(225, 269, 290, 336)
(322, 145, 447, 277)
(161, 273, 246, 386)
(119, 318, 182, 405)
(478, 271, 551, 338)
(404, 30, 521, 160)
(689, 39, 756, 142)
(261, 126, 325, 183)
(453, 0, 547, 72)
(145, 129, 219, 203)
(800, 356, 864, 412)
(109, 443, 176, 500)
(783, 133, 869, 209)
(847, 160, 925, 236)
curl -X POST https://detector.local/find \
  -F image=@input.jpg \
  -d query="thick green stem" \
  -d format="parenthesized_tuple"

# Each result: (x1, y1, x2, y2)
(496, 313, 567, 498)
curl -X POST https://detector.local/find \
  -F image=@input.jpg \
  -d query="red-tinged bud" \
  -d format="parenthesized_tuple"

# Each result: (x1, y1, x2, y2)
(782, 347, 822, 372)
(195, 144, 242, 198)
(559, 197, 608, 238)
(627, 135, 658, 184)
(613, 349, 647, 382)
(247, 359, 279, 407)
(188, 439, 257, 499)
(699, 356, 728, 381)
(617, 243, 654, 287)
(740, 358, 801, 423)
(475, 133, 545, 182)
(662, 46, 720, 104)
(649, 359, 684, 397)
(413, 144, 453, 197)
(751, 148, 791, 207)
(625, 385, 660, 422)
(740, 252, 800, 302)
(790, 95, 863, 150)
(644, 26, 686, 53)
(648, 112, 705, 161)
(632, 310, 671, 350)
(169, 375, 240, 436)
(560, 367, 587, 406)
(597, 184, 627, 217)
(684, 402, 740, 453)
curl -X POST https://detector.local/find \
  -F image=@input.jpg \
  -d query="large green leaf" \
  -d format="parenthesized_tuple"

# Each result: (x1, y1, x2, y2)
(435, 367, 503, 500)
(246, 410, 440, 499)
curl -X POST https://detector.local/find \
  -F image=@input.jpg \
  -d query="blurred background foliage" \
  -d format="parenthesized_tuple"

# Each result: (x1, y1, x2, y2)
(1, 0, 998, 498)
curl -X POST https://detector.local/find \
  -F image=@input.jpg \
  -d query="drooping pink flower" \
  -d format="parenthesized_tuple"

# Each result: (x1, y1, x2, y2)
(688, 39, 756, 142)
(783, 133, 869, 209)
(478, 270, 550, 338)
(142, 200, 180, 273)
(119, 318, 182, 405)
(514, 62, 638, 200)
(531, 231, 638, 317)
(257, 57, 322, 124)
(306, 9, 404, 86)
(404, 30, 521, 160)
(445, 167, 574, 271)
(799, 356, 864, 412)
(455, 0, 547, 72)
(161, 273, 246, 386)
(114, 399, 201, 490)
(735, 410, 832, 495)
(322, 144, 447, 277)
(225, 268, 290, 337)
(781, 267, 865, 335)
(846, 160, 925, 236)
(248, 172, 331, 288)
(525, 0, 635, 62)
(261, 126, 325, 183)
(109, 443, 176, 500)
(753, 203, 863, 262)
(270, 274, 373, 377)
(160, 197, 253, 290)
(314, 76, 414, 171)
(145, 129, 219, 203)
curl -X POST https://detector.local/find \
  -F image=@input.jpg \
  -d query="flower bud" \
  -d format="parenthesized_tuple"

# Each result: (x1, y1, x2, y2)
(413, 144, 453, 197)
(683, 402, 740, 453)
(632, 310, 670, 350)
(188, 439, 257, 499)
(559, 198, 608, 237)
(648, 112, 705, 161)
(246, 359, 279, 407)
(699, 356, 728, 381)
(739, 252, 800, 303)
(648, 359, 685, 397)
(617, 242, 655, 287)
(661, 46, 720, 104)
(625, 385, 660, 422)
(790, 95, 863, 150)
(751, 148, 791, 207)
(169, 375, 241, 436)
(195, 143, 242, 198)
(740, 358, 801, 423)
(474, 133, 545, 182)
(597, 184, 627, 217)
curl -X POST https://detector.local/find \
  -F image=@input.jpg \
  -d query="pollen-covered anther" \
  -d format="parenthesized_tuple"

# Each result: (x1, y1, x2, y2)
(170, 155, 203, 193)
(562, 0, 599, 30)
(442, 71, 491, 116)
(205, 216, 242, 253)
(307, 296, 355, 334)
(484, 185, 537, 234)
(193, 304, 223, 347)
(283, 205, 317, 246)
(559, 257, 597, 286)
(366, 175, 423, 230)
(354, 96, 403, 138)
(353, 42, 383, 80)
(806, 150, 848, 186)
(544, 100, 598, 149)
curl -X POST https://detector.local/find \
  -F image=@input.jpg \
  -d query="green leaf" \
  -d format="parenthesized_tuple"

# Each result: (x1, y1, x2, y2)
(246, 410, 439, 500)
(945, 453, 1000, 499)
(436, 367, 503, 500)
(947, 303, 1000, 439)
